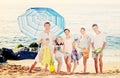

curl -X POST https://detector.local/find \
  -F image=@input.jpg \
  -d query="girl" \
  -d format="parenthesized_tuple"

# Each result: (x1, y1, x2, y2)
(40, 38, 54, 71)
(78, 27, 90, 73)
(71, 42, 79, 73)
(54, 36, 64, 73)
(29, 38, 54, 73)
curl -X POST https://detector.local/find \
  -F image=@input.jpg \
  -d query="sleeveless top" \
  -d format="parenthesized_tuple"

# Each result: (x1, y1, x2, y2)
(41, 46, 52, 66)
(79, 35, 89, 52)
(55, 43, 64, 52)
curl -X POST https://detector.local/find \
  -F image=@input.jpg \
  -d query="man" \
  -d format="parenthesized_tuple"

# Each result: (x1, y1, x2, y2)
(37, 22, 55, 46)
(29, 22, 55, 73)
(91, 24, 106, 74)
(63, 29, 74, 74)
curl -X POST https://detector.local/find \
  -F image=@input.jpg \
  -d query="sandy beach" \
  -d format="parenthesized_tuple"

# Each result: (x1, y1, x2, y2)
(0, 59, 120, 78)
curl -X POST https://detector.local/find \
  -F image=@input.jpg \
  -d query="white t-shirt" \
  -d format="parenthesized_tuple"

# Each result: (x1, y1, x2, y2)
(92, 32, 106, 49)
(38, 31, 56, 45)
(63, 37, 74, 54)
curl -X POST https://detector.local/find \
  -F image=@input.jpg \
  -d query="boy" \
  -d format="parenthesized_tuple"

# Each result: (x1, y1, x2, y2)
(92, 24, 106, 73)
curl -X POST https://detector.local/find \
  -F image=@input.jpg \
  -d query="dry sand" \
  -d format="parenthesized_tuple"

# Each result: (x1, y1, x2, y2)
(0, 60, 120, 78)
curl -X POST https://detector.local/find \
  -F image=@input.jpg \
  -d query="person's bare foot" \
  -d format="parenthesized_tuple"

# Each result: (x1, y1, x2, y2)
(44, 68, 49, 72)
(66, 72, 72, 75)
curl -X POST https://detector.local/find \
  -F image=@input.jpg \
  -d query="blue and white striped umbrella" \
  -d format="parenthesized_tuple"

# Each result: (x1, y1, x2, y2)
(18, 7, 65, 39)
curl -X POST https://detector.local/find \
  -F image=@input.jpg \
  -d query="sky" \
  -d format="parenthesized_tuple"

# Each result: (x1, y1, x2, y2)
(0, 0, 120, 21)
(0, 0, 120, 36)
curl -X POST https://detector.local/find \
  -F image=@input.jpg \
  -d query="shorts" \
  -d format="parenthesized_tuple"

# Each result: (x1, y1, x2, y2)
(55, 52, 63, 60)
(92, 52, 103, 58)
(64, 52, 71, 57)
(71, 52, 79, 61)
(79, 52, 89, 58)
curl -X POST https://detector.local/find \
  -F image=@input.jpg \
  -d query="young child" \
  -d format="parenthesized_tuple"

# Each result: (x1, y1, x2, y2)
(29, 38, 54, 72)
(71, 42, 79, 73)
(54, 36, 64, 74)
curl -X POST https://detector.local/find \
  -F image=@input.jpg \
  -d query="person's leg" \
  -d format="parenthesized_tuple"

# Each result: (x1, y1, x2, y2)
(72, 61, 77, 73)
(78, 52, 83, 60)
(99, 53, 103, 73)
(56, 58, 62, 73)
(44, 64, 48, 72)
(28, 61, 37, 73)
(64, 56, 69, 72)
(72, 54, 78, 73)
(67, 56, 71, 73)
(83, 57, 88, 73)
(94, 56, 98, 73)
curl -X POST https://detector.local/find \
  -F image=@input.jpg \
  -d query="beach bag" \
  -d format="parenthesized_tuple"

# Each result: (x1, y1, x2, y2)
(49, 61, 55, 73)
(0, 55, 7, 63)
(92, 48, 102, 54)
(29, 42, 38, 47)
(2, 48, 17, 60)
(17, 51, 37, 60)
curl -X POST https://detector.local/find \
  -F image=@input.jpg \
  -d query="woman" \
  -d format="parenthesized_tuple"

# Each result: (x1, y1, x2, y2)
(78, 27, 90, 73)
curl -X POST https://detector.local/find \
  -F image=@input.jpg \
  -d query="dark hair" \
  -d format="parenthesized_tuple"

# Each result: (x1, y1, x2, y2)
(81, 27, 86, 31)
(44, 22, 51, 26)
(54, 39, 64, 45)
(92, 24, 98, 27)
(64, 28, 70, 32)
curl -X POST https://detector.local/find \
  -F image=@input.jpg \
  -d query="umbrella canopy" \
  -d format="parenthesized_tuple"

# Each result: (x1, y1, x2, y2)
(18, 7, 65, 39)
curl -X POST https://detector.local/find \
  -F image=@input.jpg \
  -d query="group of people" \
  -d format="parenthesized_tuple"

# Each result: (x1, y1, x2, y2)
(28, 22, 106, 74)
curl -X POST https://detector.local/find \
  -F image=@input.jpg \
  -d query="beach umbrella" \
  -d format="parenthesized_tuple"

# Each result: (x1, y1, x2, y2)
(18, 7, 65, 39)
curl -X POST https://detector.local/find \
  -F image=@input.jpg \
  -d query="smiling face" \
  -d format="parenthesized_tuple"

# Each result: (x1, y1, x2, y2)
(44, 23, 50, 31)
(80, 29, 85, 35)
(56, 37, 62, 44)
(80, 27, 86, 35)
(92, 25, 99, 33)
(64, 29, 70, 36)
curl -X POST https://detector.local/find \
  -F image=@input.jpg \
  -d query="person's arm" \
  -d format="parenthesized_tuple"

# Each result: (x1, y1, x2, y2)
(50, 50, 55, 62)
(53, 46, 56, 54)
(28, 61, 37, 73)
(87, 37, 91, 53)
(37, 33, 43, 45)
(91, 42, 95, 50)
(29, 47, 44, 73)
(37, 39, 43, 45)
(91, 36, 95, 50)
(101, 42, 106, 52)
(72, 42, 75, 51)
(62, 38, 65, 54)
(77, 39, 82, 49)
(101, 33, 107, 51)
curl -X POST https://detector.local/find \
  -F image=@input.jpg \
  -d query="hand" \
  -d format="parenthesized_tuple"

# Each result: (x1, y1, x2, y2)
(100, 48, 103, 52)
